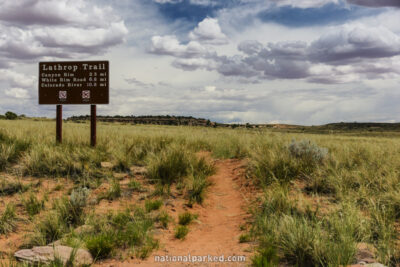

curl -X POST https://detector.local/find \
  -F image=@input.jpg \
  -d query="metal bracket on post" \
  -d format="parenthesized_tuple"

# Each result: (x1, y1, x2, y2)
(91, 105, 96, 147)
(56, 105, 62, 144)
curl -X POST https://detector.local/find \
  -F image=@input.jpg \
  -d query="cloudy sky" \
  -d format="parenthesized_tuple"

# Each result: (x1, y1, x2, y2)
(1, 0, 400, 124)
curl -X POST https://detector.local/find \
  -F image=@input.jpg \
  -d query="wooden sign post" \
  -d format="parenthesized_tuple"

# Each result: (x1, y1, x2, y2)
(90, 105, 96, 147)
(38, 61, 109, 146)
(56, 105, 62, 143)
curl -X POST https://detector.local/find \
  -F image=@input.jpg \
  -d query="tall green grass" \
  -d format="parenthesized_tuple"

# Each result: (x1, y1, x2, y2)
(1, 120, 400, 264)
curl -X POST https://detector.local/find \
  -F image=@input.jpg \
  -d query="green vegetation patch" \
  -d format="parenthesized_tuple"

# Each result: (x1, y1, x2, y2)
(174, 225, 189, 240)
(82, 208, 158, 260)
(0, 204, 17, 235)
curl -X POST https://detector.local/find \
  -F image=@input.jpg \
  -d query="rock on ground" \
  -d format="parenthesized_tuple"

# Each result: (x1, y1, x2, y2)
(101, 161, 114, 168)
(14, 245, 93, 266)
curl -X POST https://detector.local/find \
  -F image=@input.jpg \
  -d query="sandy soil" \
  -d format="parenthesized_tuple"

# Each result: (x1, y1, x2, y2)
(96, 158, 255, 267)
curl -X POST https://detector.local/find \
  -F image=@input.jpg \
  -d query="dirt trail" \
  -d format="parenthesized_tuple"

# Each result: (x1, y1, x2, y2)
(99, 158, 254, 267)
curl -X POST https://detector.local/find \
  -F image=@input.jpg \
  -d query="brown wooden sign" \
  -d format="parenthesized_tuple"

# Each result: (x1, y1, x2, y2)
(39, 61, 109, 104)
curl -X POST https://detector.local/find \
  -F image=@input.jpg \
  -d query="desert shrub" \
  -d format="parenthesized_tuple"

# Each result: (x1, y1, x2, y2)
(178, 212, 197, 226)
(175, 225, 189, 239)
(0, 204, 17, 235)
(147, 145, 191, 185)
(145, 199, 163, 212)
(288, 140, 328, 163)
(288, 139, 328, 174)
(22, 193, 45, 217)
(70, 187, 90, 208)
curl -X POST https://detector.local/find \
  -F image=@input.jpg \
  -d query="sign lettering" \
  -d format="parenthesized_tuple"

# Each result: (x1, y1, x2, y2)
(39, 61, 109, 104)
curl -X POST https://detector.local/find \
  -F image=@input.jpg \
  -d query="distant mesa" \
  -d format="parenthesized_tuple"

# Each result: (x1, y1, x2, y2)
(67, 115, 215, 127)
(65, 116, 400, 132)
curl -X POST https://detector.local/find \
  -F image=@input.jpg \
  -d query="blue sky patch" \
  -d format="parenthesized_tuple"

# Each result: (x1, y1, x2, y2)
(153, 0, 238, 24)
(257, 3, 380, 27)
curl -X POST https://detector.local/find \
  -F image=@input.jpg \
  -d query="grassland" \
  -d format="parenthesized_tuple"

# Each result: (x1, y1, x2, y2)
(0, 119, 399, 266)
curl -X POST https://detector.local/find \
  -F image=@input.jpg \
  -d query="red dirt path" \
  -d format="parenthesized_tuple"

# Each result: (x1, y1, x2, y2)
(97, 158, 254, 267)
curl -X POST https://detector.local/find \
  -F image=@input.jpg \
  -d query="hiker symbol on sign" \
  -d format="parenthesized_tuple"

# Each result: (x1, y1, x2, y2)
(82, 90, 90, 100)
(59, 91, 67, 101)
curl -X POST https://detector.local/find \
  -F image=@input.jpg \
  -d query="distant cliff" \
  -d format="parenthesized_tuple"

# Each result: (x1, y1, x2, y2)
(66, 116, 400, 132)
(67, 115, 214, 126)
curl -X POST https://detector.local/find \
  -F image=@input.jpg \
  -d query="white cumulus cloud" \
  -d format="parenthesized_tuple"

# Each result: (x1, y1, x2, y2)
(189, 18, 228, 45)
(5, 88, 30, 99)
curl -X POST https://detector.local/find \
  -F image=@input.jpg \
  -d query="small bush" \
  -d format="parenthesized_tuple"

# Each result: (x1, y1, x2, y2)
(175, 225, 189, 239)
(70, 187, 90, 208)
(0, 204, 17, 235)
(22, 193, 44, 217)
(288, 140, 328, 174)
(178, 212, 197, 226)
(86, 233, 114, 259)
(145, 199, 163, 213)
